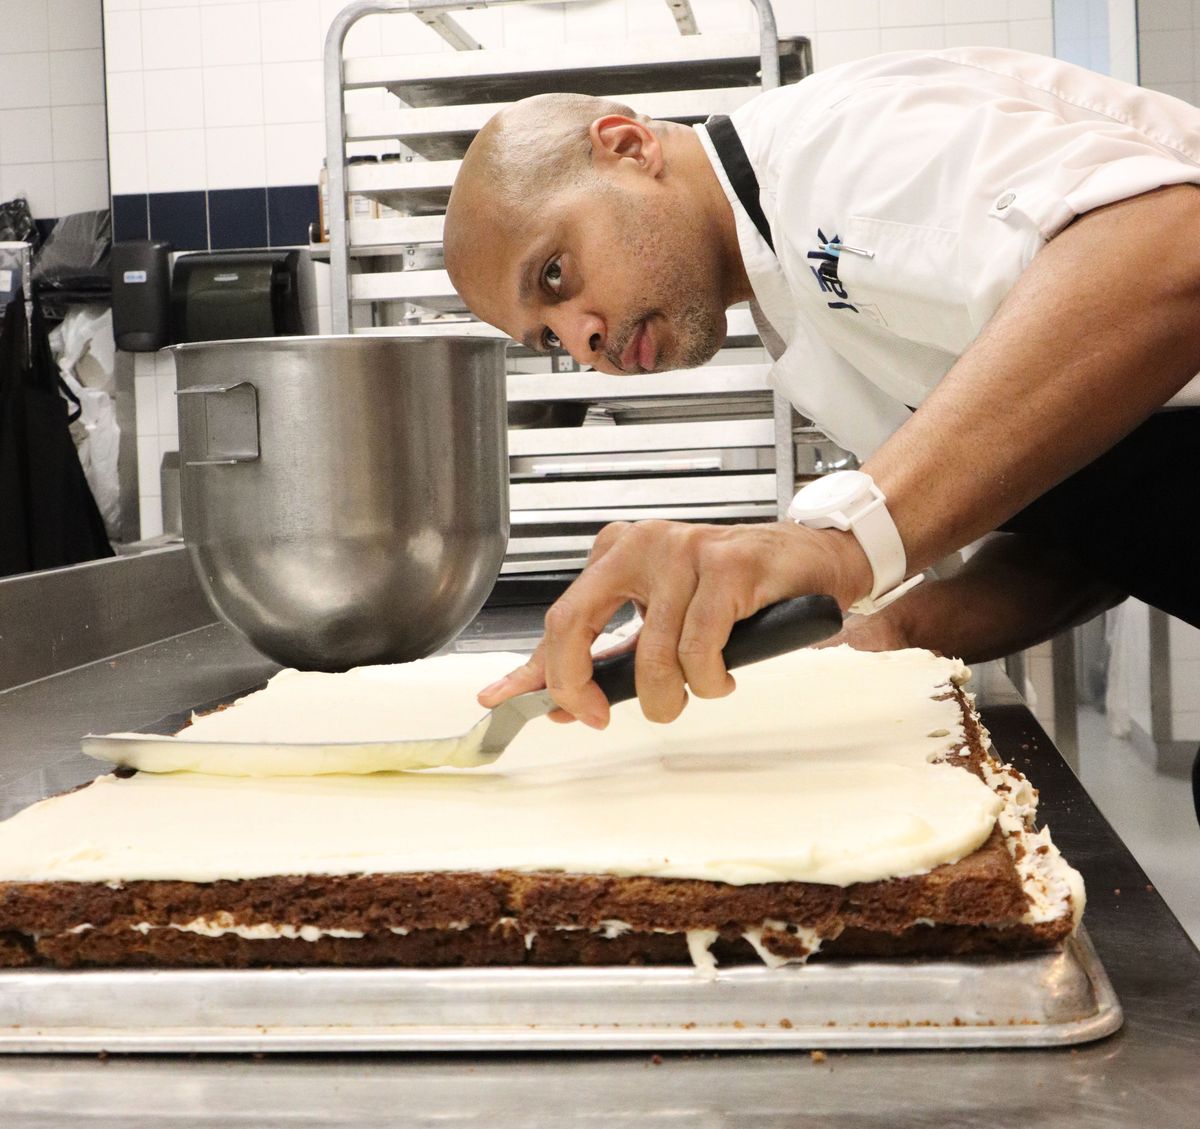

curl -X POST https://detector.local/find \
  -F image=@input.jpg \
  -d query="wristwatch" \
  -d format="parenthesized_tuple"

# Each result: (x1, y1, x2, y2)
(787, 470, 923, 615)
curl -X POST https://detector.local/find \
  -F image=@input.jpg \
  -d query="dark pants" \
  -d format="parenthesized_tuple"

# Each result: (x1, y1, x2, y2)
(1000, 408, 1200, 629)
(999, 408, 1200, 826)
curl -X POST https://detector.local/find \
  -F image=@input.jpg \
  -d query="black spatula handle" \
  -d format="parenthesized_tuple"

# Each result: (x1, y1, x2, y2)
(591, 594, 843, 708)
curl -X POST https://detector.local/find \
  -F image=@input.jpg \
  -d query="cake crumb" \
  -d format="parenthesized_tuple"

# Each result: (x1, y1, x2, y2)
(779, 1018, 793, 1029)
(732, 1020, 745, 1029)
(1146, 884, 1155, 893)
(810, 1050, 827, 1064)
(650, 1054, 663, 1066)
(96, 1050, 109, 1063)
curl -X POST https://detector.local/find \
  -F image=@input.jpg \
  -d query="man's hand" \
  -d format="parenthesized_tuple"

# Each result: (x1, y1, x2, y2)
(816, 609, 913, 655)
(477, 518, 870, 727)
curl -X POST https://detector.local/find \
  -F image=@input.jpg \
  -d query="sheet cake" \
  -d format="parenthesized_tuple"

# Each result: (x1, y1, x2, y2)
(0, 647, 1084, 971)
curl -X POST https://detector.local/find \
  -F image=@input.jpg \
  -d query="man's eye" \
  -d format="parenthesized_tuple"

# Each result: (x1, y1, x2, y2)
(542, 258, 563, 294)
(542, 328, 561, 350)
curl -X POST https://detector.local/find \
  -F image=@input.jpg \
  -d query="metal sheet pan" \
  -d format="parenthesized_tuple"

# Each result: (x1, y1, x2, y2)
(0, 927, 1120, 1053)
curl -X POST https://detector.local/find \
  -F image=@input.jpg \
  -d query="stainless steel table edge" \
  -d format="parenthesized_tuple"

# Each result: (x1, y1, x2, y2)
(0, 927, 1121, 1054)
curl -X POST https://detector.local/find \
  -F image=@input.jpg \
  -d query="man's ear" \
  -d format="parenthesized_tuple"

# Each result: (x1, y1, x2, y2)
(588, 116, 664, 176)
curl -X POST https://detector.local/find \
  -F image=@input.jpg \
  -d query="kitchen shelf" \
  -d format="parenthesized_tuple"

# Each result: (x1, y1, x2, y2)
(344, 33, 811, 105)
(345, 87, 760, 159)
(323, 0, 823, 574)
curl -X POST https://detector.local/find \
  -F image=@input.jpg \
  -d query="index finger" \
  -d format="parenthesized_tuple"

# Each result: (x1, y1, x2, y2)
(476, 646, 547, 708)
(476, 642, 576, 724)
(541, 577, 631, 729)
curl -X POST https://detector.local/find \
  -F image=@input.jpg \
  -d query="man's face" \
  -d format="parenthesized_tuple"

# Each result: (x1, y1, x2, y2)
(451, 178, 728, 375)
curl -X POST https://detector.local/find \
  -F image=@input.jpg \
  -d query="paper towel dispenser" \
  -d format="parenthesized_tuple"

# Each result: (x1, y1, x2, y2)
(171, 250, 313, 343)
(111, 240, 172, 351)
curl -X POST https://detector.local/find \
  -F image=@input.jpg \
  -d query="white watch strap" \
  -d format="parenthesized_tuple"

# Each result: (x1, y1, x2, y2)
(848, 494, 905, 600)
(849, 572, 924, 616)
(788, 473, 924, 616)
(840, 486, 925, 616)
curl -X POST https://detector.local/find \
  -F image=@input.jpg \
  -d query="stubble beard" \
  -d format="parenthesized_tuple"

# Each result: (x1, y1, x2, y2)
(619, 231, 729, 371)
(610, 192, 726, 373)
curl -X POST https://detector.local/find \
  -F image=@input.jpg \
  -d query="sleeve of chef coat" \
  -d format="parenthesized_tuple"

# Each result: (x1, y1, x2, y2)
(766, 70, 1200, 349)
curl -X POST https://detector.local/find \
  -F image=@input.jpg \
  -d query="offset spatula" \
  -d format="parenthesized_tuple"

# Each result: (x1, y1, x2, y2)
(471, 594, 843, 763)
(83, 595, 842, 776)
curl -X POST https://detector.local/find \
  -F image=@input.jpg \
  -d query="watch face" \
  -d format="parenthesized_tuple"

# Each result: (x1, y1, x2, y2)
(789, 470, 870, 521)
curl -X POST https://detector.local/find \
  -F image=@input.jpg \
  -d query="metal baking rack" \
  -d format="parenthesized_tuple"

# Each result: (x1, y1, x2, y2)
(322, 1, 840, 576)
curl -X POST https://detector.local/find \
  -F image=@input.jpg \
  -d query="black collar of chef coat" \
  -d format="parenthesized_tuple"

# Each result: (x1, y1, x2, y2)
(705, 115, 775, 254)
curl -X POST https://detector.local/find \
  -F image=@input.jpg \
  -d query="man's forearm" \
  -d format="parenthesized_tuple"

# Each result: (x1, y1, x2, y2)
(854, 185, 1200, 604)
(839, 534, 1125, 664)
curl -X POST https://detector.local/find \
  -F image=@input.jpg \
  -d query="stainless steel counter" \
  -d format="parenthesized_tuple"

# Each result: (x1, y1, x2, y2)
(0, 558, 1197, 1127)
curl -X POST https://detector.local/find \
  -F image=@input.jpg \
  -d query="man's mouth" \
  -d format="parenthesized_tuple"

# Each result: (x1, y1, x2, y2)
(617, 319, 657, 373)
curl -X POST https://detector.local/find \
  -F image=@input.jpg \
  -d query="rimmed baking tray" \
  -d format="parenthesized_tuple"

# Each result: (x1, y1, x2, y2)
(0, 926, 1120, 1053)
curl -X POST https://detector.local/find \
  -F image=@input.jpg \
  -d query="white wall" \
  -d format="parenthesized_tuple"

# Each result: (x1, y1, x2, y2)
(1137, 0, 1200, 105)
(1053, 0, 1113, 72)
(103, 0, 1055, 209)
(0, 0, 108, 220)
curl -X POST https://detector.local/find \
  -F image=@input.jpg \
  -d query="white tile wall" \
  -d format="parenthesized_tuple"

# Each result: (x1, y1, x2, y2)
(140, 8, 203, 70)
(260, 0, 322, 62)
(50, 47, 105, 106)
(51, 103, 108, 162)
(104, 0, 1073, 205)
(145, 126, 207, 192)
(0, 0, 107, 220)
(1108, 0, 1139, 83)
(201, 2, 263, 67)
(206, 124, 268, 188)
(54, 157, 110, 213)
(203, 63, 266, 128)
(49, 0, 105, 51)
(1137, 0, 1199, 103)
(132, 349, 179, 540)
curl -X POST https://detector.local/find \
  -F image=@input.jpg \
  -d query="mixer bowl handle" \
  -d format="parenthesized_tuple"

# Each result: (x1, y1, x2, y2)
(176, 382, 261, 466)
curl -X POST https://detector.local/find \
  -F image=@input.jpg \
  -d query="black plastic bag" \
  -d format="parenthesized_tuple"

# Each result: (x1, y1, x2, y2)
(0, 294, 114, 578)
(0, 196, 40, 250)
(33, 209, 111, 292)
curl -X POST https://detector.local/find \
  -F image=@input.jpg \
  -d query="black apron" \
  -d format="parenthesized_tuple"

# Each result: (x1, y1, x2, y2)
(0, 294, 114, 577)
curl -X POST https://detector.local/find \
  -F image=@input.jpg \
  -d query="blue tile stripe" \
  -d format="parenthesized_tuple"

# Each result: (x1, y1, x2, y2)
(112, 186, 319, 251)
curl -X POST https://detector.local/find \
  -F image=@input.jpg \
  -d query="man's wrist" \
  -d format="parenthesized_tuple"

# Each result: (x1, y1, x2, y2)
(781, 522, 875, 612)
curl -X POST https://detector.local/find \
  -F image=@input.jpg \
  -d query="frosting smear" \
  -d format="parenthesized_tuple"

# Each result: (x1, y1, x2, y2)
(0, 647, 1006, 889)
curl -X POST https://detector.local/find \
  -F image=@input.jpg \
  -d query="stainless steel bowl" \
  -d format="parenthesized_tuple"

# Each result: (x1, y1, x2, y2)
(507, 400, 589, 429)
(172, 334, 509, 671)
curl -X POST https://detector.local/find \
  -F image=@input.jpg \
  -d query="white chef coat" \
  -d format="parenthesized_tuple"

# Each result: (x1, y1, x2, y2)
(695, 47, 1200, 459)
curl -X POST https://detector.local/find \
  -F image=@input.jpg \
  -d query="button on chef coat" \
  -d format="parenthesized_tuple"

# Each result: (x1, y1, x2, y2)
(695, 47, 1200, 460)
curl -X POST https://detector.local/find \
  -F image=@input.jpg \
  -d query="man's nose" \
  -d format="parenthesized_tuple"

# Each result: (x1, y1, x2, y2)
(554, 308, 605, 366)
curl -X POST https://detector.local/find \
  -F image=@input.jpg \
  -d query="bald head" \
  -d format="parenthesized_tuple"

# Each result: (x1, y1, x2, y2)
(445, 93, 649, 282)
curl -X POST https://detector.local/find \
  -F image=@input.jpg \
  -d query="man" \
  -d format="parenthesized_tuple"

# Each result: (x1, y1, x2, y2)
(443, 47, 1200, 749)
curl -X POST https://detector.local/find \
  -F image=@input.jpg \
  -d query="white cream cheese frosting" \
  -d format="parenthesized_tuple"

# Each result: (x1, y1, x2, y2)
(0, 647, 1013, 889)
(91, 653, 526, 774)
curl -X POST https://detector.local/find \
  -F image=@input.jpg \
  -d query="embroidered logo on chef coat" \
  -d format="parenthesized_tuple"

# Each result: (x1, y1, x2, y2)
(807, 229, 858, 313)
